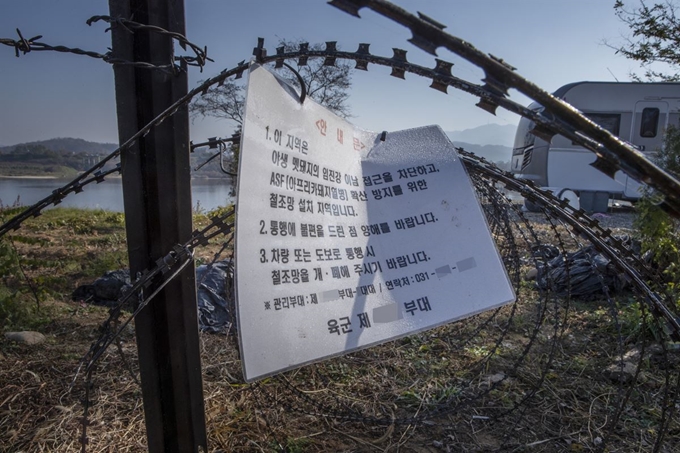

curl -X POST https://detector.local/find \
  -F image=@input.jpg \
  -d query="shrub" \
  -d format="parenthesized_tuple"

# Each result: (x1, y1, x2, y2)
(634, 125, 680, 305)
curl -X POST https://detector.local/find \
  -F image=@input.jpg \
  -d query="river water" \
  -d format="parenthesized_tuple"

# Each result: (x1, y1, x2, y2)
(0, 177, 235, 212)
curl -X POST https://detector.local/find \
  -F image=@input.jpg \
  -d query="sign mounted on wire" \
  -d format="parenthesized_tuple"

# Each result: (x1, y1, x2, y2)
(235, 63, 515, 382)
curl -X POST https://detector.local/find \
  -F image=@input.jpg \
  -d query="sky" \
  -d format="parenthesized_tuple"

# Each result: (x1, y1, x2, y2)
(0, 0, 652, 147)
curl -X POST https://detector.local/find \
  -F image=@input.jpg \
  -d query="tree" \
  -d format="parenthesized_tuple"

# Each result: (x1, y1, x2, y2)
(613, 1, 680, 306)
(276, 39, 353, 119)
(612, 0, 680, 81)
(190, 39, 353, 126)
(190, 79, 245, 125)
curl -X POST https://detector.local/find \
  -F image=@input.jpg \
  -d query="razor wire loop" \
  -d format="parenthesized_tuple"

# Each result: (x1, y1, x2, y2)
(73, 207, 234, 451)
(458, 148, 680, 340)
(329, 0, 680, 216)
(75, 206, 234, 372)
(191, 134, 241, 174)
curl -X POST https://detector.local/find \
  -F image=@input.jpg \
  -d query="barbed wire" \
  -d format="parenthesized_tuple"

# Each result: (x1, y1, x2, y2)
(0, 29, 174, 75)
(1, 14, 212, 74)
(86, 15, 212, 71)
(5, 37, 680, 239)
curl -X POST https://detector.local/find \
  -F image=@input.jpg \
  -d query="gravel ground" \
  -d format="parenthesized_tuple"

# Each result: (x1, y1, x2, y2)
(506, 195, 638, 234)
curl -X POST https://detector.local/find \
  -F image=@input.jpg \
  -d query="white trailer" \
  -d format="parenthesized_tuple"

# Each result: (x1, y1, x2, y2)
(511, 81, 680, 211)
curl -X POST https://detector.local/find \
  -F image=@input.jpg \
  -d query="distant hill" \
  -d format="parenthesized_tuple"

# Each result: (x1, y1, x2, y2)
(450, 141, 512, 168)
(446, 123, 517, 147)
(0, 137, 232, 179)
(0, 135, 512, 177)
(0, 138, 118, 155)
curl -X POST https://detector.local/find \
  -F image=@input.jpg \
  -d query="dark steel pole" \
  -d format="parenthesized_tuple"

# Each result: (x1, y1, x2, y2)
(108, 1, 207, 451)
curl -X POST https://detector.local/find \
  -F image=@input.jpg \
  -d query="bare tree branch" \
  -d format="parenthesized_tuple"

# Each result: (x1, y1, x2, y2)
(610, 0, 680, 81)
(190, 79, 245, 124)
(189, 39, 353, 127)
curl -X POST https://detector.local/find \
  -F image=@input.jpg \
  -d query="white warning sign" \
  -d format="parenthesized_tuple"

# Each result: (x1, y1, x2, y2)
(235, 64, 515, 382)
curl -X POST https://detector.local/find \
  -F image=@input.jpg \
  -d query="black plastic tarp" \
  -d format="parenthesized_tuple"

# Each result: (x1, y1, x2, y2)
(72, 260, 234, 334)
(532, 237, 637, 298)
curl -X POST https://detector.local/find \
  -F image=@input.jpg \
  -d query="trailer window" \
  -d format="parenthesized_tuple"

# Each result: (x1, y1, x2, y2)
(640, 108, 660, 138)
(586, 113, 621, 136)
(572, 113, 621, 145)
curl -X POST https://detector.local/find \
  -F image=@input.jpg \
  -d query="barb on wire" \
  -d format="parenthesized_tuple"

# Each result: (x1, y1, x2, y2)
(86, 15, 213, 71)
(0, 28, 180, 74)
(1, 28, 104, 59)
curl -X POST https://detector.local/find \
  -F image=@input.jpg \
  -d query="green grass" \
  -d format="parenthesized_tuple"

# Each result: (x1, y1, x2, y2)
(0, 204, 233, 331)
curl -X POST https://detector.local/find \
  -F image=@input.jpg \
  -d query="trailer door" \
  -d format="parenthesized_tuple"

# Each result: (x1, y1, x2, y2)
(624, 100, 669, 198)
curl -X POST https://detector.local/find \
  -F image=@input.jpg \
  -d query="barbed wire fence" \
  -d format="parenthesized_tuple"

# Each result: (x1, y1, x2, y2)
(1, 2, 679, 452)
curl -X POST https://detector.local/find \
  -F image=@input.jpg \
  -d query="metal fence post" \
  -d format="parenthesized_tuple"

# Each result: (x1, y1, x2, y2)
(108, 0, 207, 451)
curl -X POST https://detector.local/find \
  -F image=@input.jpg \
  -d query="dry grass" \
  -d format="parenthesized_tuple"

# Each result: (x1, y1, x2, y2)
(1, 206, 680, 452)
(2, 292, 679, 452)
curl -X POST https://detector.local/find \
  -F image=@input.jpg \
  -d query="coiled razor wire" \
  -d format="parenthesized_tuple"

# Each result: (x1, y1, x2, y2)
(1, 4, 679, 450)
(241, 152, 679, 452)
(57, 150, 679, 452)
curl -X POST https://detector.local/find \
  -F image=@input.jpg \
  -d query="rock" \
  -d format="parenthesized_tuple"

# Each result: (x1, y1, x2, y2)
(525, 268, 538, 280)
(5, 331, 46, 345)
(603, 361, 637, 383)
(623, 348, 641, 362)
(484, 372, 507, 387)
